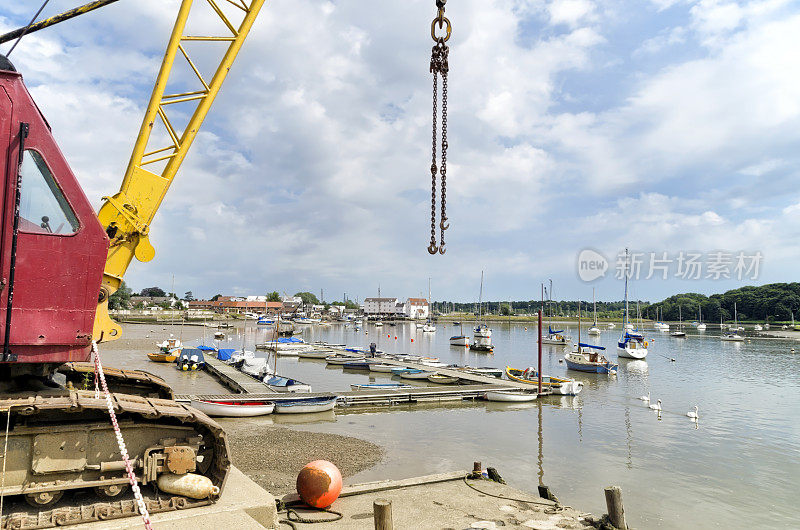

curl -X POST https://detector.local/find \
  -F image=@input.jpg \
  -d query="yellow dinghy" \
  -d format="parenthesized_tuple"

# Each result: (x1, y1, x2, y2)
(505, 366, 583, 396)
(147, 352, 178, 363)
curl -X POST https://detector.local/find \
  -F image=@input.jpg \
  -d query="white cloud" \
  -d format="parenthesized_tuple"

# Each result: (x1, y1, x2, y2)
(3, 0, 800, 301)
(547, 0, 596, 27)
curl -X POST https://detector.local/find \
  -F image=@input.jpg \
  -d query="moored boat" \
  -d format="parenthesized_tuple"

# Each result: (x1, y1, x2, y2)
(190, 398, 274, 417)
(461, 366, 503, 378)
(450, 335, 469, 346)
(483, 390, 537, 402)
(392, 368, 433, 379)
(505, 366, 583, 395)
(147, 352, 177, 363)
(350, 383, 412, 391)
(262, 374, 312, 393)
(326, 355, 365, 365)
(343, 360, 378, 370)
(273, 396, 337, 414)
(368, 363, 397, 372)
(565, 344, 618, 374)
(297, 350, 331, 359)
(427, 374, 459, 384)
(617, 249, 648, 359)
(176, 348, 205, 371)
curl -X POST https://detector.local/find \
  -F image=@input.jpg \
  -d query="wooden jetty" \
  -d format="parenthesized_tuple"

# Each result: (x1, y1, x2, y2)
(194, 350, 553, 408)
(203, 355, 270, 394)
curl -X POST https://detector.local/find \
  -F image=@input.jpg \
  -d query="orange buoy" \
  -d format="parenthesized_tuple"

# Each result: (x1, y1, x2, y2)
(394, 336, 397, 340)
(296, 460, 342, 508)
(411, 338, 414, 342)
(387, 334, 390, 338)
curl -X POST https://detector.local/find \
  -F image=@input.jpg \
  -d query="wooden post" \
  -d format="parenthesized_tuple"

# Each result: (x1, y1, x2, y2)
(473, 461, 482, 474)
(604, 486, 626, 529)
(538, 284, 543, 394)
(374, 499, 393, 530)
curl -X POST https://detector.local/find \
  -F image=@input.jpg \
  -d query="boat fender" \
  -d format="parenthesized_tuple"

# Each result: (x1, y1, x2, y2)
(297, 460, 342, 508)
(644, 341, 648, 348)
(157, 473, 220, 499)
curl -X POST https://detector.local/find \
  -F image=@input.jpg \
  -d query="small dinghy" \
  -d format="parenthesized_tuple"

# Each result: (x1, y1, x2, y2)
(343, 360, 378, 370)
(419, 361, 449, 368)
(297, 350, 331, 359)
(176, 349, 205, 371)
(350, 383, 413, 391)
(273, 396, 337, 414)
(393, 368, 433, 380)
(506, 366, 584, 396)
(240, 356, 268, 378)
(483, 390, 538, 402)
(262, 374, 312, 393)
(369, 363, 397, 372)
(148, 352, 178, 363)
(427, 374, 459, 384)
(461, 366, 503, 378)
(326, 355, 364, 365)
(449, 336, 470, 346)
(190, 398, 275, 417)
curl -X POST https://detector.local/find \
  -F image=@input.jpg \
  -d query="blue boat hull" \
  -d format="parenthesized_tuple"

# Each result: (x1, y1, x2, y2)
(565, 358, 616, 374)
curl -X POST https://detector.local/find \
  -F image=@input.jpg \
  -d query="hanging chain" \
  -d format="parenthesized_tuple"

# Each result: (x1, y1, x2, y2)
(428, 0, 451, 255)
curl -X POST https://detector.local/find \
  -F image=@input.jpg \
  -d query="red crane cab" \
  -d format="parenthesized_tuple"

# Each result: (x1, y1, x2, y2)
(0, 55, 108, 374)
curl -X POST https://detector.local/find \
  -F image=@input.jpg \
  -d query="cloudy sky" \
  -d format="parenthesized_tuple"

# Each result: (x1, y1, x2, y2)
(1, 0, 799, 303)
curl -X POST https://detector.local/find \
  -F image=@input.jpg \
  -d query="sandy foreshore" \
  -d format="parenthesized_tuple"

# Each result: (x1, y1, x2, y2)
(220, 419, 383, 495)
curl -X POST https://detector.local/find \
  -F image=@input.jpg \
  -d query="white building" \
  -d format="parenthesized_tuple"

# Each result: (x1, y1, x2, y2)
(406, 298, 429, 319)
(364, 297, 400, 316)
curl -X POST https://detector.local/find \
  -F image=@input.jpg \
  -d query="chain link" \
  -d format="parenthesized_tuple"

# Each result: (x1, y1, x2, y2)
(429, 60, 439, 255)
(428, 23, 450, 255)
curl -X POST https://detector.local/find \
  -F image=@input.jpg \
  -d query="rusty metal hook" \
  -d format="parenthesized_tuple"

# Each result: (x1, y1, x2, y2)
(428, 243, 439, 255)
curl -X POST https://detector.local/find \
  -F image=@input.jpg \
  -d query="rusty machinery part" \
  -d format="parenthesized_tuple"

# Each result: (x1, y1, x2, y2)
(2, 494, 212, 529)
(58, 363, 174, 400)
(0, 390, 228, 512)
(428, 0, 450, 255)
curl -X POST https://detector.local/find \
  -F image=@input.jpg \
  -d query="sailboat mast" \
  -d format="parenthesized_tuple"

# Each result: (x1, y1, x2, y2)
(593, 287, 597, 326)
(623, 249, 629, 330)
(478, 271, 484, 324)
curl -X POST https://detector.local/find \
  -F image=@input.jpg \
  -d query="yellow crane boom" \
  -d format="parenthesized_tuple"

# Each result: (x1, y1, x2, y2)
(94, 0, 265, 341)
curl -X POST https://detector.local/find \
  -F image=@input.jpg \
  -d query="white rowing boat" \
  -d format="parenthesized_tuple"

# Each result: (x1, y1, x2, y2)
(190, 398, 275, 417)
(273, 396, 337, 414)
(369, 364, 397, 372)
(427, 374, 459, 384)
(483, 390, 538, 402)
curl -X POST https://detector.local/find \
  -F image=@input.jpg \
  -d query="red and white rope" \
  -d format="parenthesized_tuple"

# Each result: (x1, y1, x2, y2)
(92, 342, 153, 530)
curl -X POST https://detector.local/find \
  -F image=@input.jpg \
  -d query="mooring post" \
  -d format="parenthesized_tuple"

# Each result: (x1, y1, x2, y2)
(374, 499, 393, 530)
(473, 461, 482, 474)
(604, 486, 626, 529)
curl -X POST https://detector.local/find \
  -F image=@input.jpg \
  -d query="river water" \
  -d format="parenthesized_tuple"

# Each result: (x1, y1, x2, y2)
(180, 320, 799, 529)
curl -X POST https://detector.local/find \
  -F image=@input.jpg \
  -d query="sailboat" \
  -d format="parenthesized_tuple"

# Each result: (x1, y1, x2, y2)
(565, 303, 618, 374)
(541, 279, 571, 346)
(696, 306, 707, 331)
(471, 271, 494, 351)
(721, 302, 744, 341)
(654, 307, 670, 331)
(588, 288, 601, 336)
(617, 249, 648, 359)
(422, 278, 436, 332)
(670, 306, 686, 337)
(450, 321, 469, 346)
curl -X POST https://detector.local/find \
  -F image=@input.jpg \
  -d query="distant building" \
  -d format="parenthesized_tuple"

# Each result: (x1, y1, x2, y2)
(187, 296, 281, 315)
(364, 297, 400, 317)
(406, 298, 429, 319)
(130, 295, 178, 309)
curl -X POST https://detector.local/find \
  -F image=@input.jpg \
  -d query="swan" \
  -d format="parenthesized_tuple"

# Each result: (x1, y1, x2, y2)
(687, 406, 699, 420)
(638, 392, 650, 402)
(649, 399, 662, 411)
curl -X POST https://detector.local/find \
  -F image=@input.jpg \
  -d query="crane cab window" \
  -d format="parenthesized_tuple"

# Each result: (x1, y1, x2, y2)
(18, 150, 79, 235)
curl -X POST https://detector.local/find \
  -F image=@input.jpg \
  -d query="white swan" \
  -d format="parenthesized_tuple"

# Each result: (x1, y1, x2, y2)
(649, 399, 662, 411)
(638, 392, 650, 402)
(687, 406, 699, 420)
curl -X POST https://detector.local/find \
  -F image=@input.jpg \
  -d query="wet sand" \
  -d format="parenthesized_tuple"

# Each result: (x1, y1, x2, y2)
(98, 323, 384, 493)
